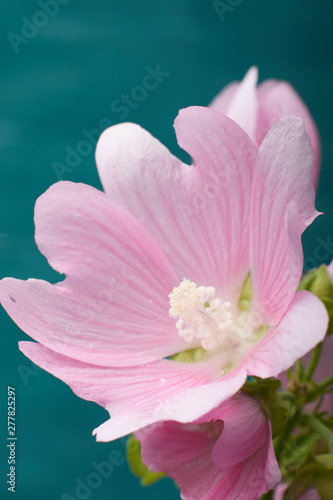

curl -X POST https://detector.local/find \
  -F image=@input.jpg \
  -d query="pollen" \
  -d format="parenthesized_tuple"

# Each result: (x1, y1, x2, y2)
(169, 279, 233, 351)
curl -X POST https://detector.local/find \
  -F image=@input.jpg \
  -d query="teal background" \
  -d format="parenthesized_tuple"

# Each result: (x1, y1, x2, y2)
(1, 1, 333, 499)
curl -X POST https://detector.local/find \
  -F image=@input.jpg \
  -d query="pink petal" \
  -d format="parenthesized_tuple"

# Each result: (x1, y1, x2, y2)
(156, 365, 247, 423)
(299, 488, 321, 500)
(96, 109, 256, 299)
(96, 122, 201, 282)
(257, 80, 321, 187)
(211, 395, 266, 468)
(223, 66, 258, 142)
(209, 82, 239, 114)
(210, 69, 320, 187)
(137, 394, 280, 500)
(0, 181, 187, 367)
(209, 67, 258, 142)
(273, 484, 288, 500)
(19, 341, 217, 441)
(245, 291, 328, 378)
(250, 116, 318, 325)
(174, 106, 256, 298)
(137, 420, 217, 500)
(274, 487, 321, 500)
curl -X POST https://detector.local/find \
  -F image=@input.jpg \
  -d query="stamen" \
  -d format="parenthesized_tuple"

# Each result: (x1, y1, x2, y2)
(169, 279, 234, 351)
(169, 277, 267, 370)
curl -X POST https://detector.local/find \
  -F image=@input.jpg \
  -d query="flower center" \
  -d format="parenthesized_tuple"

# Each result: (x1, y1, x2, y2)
(169, 279, 258, 352)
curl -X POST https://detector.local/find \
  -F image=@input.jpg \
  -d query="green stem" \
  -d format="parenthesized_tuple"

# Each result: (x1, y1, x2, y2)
(287, 367, 293, 381)
(317, 374, 333, 392)
(313, 394, 324, 414)
(279, 391, 296, 402)
(296, 358, 304, 382)
(300, 414, 333, 453)
(274, 410, 301, 461)
(304, 342, 323, 381)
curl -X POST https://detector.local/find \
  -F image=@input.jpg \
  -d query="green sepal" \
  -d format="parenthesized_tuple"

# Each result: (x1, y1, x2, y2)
(126, 434, 167, 486)
(316, 453, 333, 468)
(243, 378, 288, 438)
(170, 347, 208, 363)
(269, 405, 289, 438)
(284, 454, 333, 500)
(298, 265, 333, 335)
(298, 265, 333, 298)
(239, 273, 252, 311)
(321, 297, 333, 335)
(279, 431, 320, 472)
(238, 274, 268, 337)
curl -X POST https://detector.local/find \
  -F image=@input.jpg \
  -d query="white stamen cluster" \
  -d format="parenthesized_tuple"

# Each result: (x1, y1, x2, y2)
(169, 279, 234, 351)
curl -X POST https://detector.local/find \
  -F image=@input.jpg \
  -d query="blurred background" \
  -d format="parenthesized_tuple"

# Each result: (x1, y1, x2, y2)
(1, 1, 333, 498)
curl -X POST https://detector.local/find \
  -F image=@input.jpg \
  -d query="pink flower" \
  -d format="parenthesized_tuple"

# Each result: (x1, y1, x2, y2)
(136, 393, 281, 500)
(298, 490, 321, 500)
(273, 484, 321, 500)
(210, 67, 321, 186)
(273, 484, 288, 499)
(0, 107, 328, 441)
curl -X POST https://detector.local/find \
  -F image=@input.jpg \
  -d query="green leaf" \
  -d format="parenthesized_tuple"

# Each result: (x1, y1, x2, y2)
(270, 406, 289, 438)
(285, 454, 333, 500)
(244, 377, 282, 397)
(298, 265, 333, 335)
(279, 432, 320, 470)
(299, 414, 333, 453)
(126, 434, 167, 486)
(141, 470, 167, 486)
(298, 265, 333, 298)
(316, 453, 333, 469)
(243, 378, 287, 437)
(321, 297, 333, 335)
